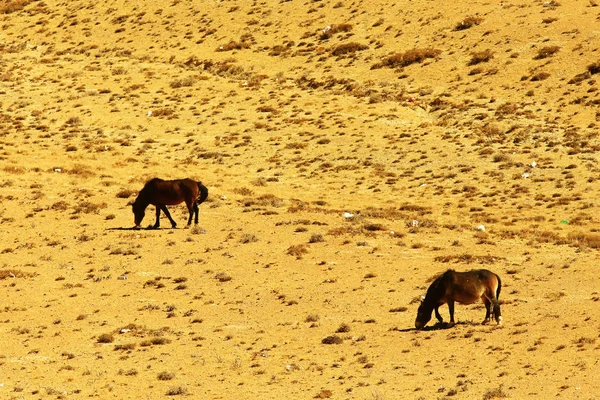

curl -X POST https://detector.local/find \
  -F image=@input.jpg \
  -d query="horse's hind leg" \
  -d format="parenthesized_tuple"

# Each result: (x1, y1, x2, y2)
(193, 202, 199, 224)
(482, 298, 492, 325)
(493, 299, 502, 325)
(160, 205, 177, 228)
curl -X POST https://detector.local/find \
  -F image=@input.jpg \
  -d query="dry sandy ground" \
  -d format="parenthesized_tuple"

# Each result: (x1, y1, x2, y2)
(1, 0, 600, 398)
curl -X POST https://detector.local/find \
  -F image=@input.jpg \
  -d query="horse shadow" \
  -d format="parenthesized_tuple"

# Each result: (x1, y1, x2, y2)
(106, 226, 176, 231)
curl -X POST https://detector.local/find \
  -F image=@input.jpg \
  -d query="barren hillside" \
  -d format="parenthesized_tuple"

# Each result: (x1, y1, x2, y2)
(1, 0, 600, 398)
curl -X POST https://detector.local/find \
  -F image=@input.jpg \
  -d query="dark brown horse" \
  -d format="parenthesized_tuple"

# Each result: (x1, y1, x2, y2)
(415, 269, 502, 329)
(132, 178, 208, 229)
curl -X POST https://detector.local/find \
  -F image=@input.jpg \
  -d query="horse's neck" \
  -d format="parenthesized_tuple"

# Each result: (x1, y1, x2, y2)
(135, 193, 151, 208)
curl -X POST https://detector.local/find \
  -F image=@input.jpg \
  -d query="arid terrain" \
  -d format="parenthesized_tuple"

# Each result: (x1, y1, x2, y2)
(1, 0, 600, 398)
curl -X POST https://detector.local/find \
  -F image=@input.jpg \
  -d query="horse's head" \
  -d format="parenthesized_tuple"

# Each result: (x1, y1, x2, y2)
(414, 296, 431, 330)
(132, 200, 145, 228)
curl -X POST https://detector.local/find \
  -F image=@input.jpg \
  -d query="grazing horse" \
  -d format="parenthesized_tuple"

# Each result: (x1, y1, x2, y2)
(132, 178, 208, 229)
(415, 269, 502, 329)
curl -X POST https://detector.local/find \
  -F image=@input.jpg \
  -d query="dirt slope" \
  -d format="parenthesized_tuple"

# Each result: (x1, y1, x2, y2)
(1, 0, 600, 398)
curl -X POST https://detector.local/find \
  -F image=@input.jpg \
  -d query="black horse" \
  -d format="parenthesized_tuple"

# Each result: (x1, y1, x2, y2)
(415, 269, 502, 329)
(132, 178, 208, 229)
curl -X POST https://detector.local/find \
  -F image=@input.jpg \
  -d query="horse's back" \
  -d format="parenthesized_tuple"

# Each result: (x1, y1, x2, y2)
(142, 178, 199, 205)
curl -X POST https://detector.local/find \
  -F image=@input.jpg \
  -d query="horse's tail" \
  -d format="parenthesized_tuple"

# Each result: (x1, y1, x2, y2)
(196, 181, 209, 205)
(495, 273, 502, 300)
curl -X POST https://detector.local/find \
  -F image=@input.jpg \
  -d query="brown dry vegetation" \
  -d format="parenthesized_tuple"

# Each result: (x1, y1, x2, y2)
(1, 0, 600, 398)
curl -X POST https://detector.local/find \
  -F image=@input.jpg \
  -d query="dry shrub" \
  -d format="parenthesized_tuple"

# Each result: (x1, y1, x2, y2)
(309, 233, 324, 243)
(534, 45, 560, 60)
(151, 108, 175, 117)
(215, 272, 232, 282)
(587, 61, 600, 75)
(530, 71, 550, 81)
(3, 166, 25, 174)
(468, 49, 494, 65)
(331, 42, 368, 56)
(0, 270, 36, 279)
(567, 232, 600, 249)
(454, 16, 483, 30)
(157, 371, 175, 381)
(286, 244, 309, 258)
(321, 335, 343, 344)
(434, 254, 502, 264)
(320, 23, 353, 40)
(372, 48, 441, 69)
(166, 386, 188, 396)
(217, 40, 251, 52)
(116, 189, 136, 198)
(0, 0, 33, 14)
(97, 333, 114, 343)
(169, 77, 195, 88)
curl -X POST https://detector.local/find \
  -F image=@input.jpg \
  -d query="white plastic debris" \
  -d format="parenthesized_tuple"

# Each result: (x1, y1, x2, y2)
(522, 173, 530, 179)
(147, 110, 152, 117)
(476, 224, 486, 232)
(344, 212, 354, 219)
(530, 161, 537, 168)
(412, 220, 419, 227)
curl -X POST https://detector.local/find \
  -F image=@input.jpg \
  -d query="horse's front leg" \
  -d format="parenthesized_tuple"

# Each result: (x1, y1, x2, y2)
(160, 205, 177, 228)
(434, 306, 444, 323)
(152, 206, 161, 229)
